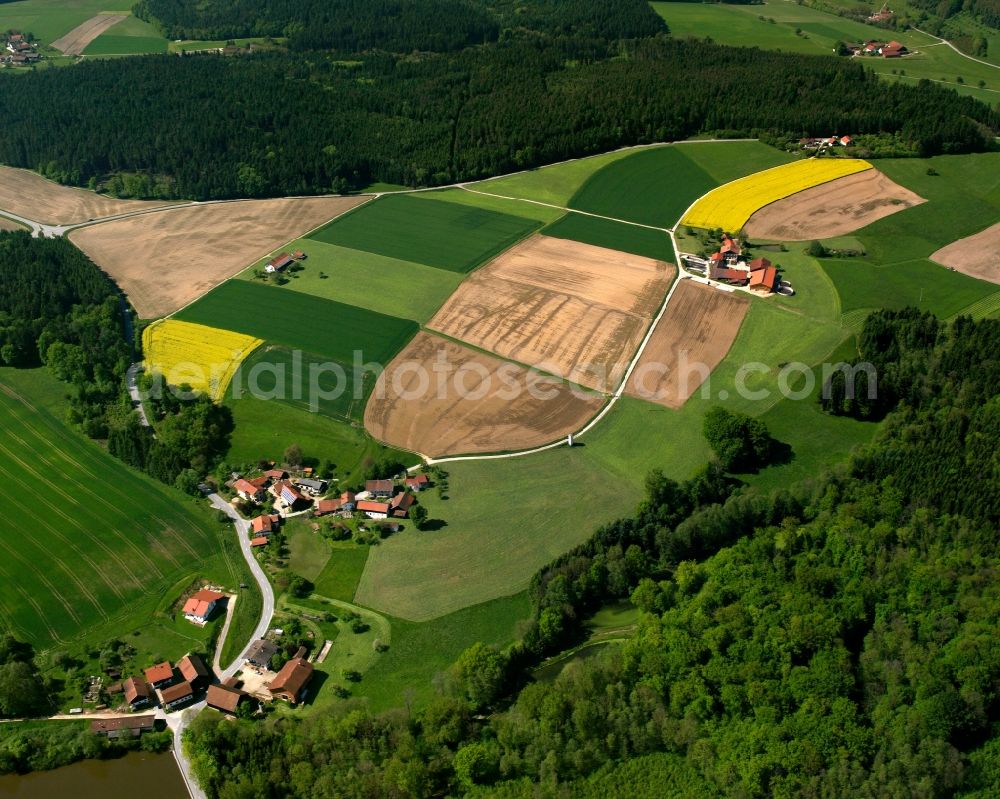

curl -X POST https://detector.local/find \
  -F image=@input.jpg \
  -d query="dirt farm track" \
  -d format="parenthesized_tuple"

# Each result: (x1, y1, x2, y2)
(50, 14, 127, 55)
(427, 235, 675, 392)
(70, 196, 367, 319)
(743, 170, 925, 241)
(626, 279, 749, 409)
(931, 220, 1000, 285)
(365, 332, 605, 457)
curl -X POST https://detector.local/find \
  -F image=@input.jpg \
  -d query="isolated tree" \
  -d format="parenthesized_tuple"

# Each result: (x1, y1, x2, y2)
(284, 444, 304, 468)
(410, 504, 428, 530)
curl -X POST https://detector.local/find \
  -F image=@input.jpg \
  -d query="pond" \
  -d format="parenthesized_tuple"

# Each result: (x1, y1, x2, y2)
(0, 751, 188, 799)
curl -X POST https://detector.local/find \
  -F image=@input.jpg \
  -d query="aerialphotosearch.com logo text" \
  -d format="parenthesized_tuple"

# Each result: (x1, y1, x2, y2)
(140, 348, 879, 410)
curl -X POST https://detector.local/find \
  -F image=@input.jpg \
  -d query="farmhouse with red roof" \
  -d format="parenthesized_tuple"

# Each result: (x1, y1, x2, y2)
(183, 589, 225, 624)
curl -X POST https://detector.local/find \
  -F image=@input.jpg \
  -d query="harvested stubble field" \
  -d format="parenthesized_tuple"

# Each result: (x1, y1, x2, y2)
(0, 165, 173, 225)
(143, 319, 262, 401)
(930, 220, 1000, 285)
(427, 235, 674, 392)
(50, 13, 127, 54)
(0, 216, 24, 232)
(683, 158, 872, 232)
(70, 195, 367, 318)
(744, 170, 925, 241)
(364, 332, 604, 457)
(626, 280, 749, 409)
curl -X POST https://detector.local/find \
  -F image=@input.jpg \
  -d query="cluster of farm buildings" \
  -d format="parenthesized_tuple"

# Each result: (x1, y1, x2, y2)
(685, 235, 792, 295)
(848, 39, 908, 57)
(3, 32, 40, 66)
(265, 249, 307, 273)
(230, 467, 428, 547)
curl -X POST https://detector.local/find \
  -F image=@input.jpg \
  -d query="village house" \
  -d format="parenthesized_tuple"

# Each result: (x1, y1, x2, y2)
(178, 653, 212, 691)
(245, 639, 278, 669)
(250, 536, 269, 547)
(183, 588, 226, 624)
(390, 492, 414, 518)
(296, 477, 328, 495)
(91, 715, 155, 739)
(405, 474, 430, 491)
(251, 514, 280, 536)
(206, 684, 247, 715)
(144, 661, 174, 690)
(357, 499, 390, 519)
(264, 468, 288, 481)
(123, 677, 152, 708)
(267, 649, 314, 704)
(265, 253, 294, 273)
(161, 681, 194, 711)
(339, 490, 356, 510)
(366, 479, 394, 498)
(314, 498, 342, 516)
(271, 480, 306, 508)
(234, 478, 265, 503)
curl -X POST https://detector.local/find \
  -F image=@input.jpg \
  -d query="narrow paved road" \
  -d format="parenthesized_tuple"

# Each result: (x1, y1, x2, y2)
(125, 364, 153, 428)
(914, 28, 1000, 70)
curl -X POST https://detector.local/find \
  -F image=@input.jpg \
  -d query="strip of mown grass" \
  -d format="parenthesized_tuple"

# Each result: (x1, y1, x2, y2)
(239, 238, 463, 324)
(569, 146, 717, 228)
(414, 187, 563, 223)
(674, 140, 796, 185)
(542, 213, 676, 262)
(308, 193, 540, 273)
(313, 543, 371, 602)
(175, 280, 418, 366)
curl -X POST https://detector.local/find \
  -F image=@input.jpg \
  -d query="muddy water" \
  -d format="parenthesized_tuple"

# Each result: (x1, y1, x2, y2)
(0, 751, 187, 798)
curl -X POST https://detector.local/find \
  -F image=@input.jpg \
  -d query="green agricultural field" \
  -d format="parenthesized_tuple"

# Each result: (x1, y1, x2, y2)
(415, 187, 564, 223)
(308, 194, 541, 273)
(472, 147, 640, 206)
(673, 140, 796, 184)
(569, 146, 716, 227)
(239, 238, 463, 323)
(224, 393, 412, 487)
(82, 14, 166, 54)
(652, 1, 1000, 103)
(166, 36, 276, 53)
(313, 543, 371, 603)
(542, 213, 676, 262)
(0, 367, 253, 655)
(175, 280, 418, 367)
(229, 345, 375, 424)
(285, 521, 332, 582)
(822, 258, 999, 318)
(0, 0, 123, 46)
(361, 593, 531, 711)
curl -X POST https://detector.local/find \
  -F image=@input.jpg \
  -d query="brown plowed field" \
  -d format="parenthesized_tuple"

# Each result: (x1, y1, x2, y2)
(364, 332, 604, 457)
(51, 14, 127, 55)
(930, 220, 1000, 285)
(0, 166, 175, 225)
(70, 196, 368, 318)
(744, 170, 924, 241)
(427, 235, 674, 392)
(626, 279, 748, 408)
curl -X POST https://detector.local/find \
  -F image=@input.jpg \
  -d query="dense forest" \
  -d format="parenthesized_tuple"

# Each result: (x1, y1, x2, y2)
(0, 232, 231, 490)
(0, 4, 996, 200)
(183, 310, 1000, 798)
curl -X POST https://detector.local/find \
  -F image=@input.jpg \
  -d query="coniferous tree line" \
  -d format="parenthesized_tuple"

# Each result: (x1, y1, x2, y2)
(181, 311, 1000, 799)
(0, 33, 996, 200)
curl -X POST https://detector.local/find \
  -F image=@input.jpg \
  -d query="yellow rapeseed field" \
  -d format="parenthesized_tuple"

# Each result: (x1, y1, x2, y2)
(682, 158, 873, 233)
(143, 319, 262, 401)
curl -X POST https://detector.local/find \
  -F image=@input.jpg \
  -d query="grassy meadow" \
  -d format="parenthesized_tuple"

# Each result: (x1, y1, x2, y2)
(542, 213, 677, 261)
(175, 280, 418, 367)
(238, 238, 463, 323)
(82, 14, 166, 55)
(308, 194, 541, 273)
(415, 187, 564, 223)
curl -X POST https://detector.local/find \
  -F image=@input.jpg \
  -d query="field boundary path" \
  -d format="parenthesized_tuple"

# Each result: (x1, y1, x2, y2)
(913, 28, 1000, 71)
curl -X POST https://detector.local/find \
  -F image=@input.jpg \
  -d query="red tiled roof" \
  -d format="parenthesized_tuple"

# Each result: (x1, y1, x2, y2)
(749, 266, 778, 290)
(234, 479, 260, 495)
(123, 677, 151, 704)
(161, 681, 193, 704)
(390, 493, 414, 512)
(206, 684, 244, 713)
(405, 474, 429, 487)
(357, 500, 390, 513)
(264, 469, 287, 480)
(341, 491, 356, 503)
(183, 589, 224, 618)
(144, 662, 172, 685)
(178, 654, 210, 684)
(250, 536, 269, 547)
(748, 257, 772, 271)
(251, 515, 274, 534)
(268, 658, 313, 702)
(268, 253, 294, 269)
(316, 499, 341, 514)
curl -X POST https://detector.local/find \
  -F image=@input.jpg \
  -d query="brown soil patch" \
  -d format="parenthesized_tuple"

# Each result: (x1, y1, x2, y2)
(930, 220, 1000, 285)
(427, 235, 674, 392)
(0, 166, 174, 225)
(744, 170, 925, 241)
(0, 216, 24, 232)
(365, 332, 604, 457)
(51, 14, 127, 55)
(626, 280, 749, 408)
(70, 196, 368, 318)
